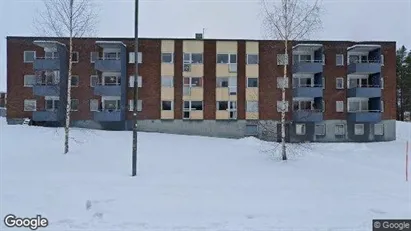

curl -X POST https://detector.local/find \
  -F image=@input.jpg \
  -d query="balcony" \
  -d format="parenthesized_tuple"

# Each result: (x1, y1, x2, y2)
(32, 111, 59, 121)
(292, 110, 323, 122)
(33, 84, 60, 97)
(347, 111, 382, 122)
(347, 86, 381, 98)
(93, 110, 123, 121)
(293, 85, 323, 98)
(34, 58, 60, 71)
(94, 58, 122, 72)
(292, 60, 323, 74)
(94, 85, 122, 96)
(347, 60, 381, 75)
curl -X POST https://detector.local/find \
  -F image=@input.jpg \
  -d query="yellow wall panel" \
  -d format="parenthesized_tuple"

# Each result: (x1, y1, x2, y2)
(246, 112, 259, 120)
(216, 111, 229, 120)
(246, 65, 259, 77)
(161, 40, 174, 52)
(216, 41, 237, 53)
(190, 111, 203, 120)
(183, 41, 204, 53)
(161, 64, 174, 76)
(161, 111, 174, 119)
(182, 88, 203, 101)
(229, 95, 237, 101)
(183, 64, 203, 77)
(246, 88, 259, 100)
(216, 64, 237, 77)
(246, 42, 259, 53)
(161, 87, 174, 100)
(216, 88, 229, 101)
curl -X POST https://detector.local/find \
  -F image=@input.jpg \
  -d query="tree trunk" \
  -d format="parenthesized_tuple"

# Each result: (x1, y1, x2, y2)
(64, 4, 73, 154)
(281, 40, 288, 161)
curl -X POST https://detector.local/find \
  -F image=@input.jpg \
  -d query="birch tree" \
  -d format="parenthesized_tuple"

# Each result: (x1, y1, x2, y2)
(34, 0, 98, 154)
(261, 0, 322, 160)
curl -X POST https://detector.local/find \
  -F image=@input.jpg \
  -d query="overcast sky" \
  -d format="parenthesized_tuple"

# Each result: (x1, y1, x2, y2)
(1, 0, 410, 92)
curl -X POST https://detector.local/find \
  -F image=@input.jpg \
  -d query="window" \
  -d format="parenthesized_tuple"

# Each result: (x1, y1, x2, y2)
(24, 99, 37, 111)
(184, 77, 203, 87)
(246, 101, 258, 112)
(36, 70, 60, 85)
(381, 54, 384, 66)
(103, 98, 121, 111)
(374, 124, 384, 135)
(71, 99, 79, 111)
(161, 76, 173, 87)
(381, 77, 384, 89)
(354, 124, 364, 135)
(246, 124, 258, 136)
(381, 100, 384, 112)
(162, 101, 173, 111)
(277, 101, 289, 112)
(90, 52, 98, 63)
(183, 101, 203, 119)
(90, 75, 98, 87)
(129, 52, 142, 64)
(277, 77, 289, 89)
(336, 77, 344, 89)
(322, 77, 325, 89)
(247, 78, 258, 87)
(71, 52, 79, 63)
(184, 53, 203, 64)
(299, 54, 312, 62)
(216, 54, 237, 64)
(296, 124, 306, 135)
(24, 75, 36, 87)
(129, 76, 142, 88)
(90, 99, 99, 111)
(347, 99, 368, 112)
(277, 54, 288, 65)
(293, 100, 313, 111)
(217, 77, 229, 87)
(335, 124, 345, 136)
(247, 54, 259, 64)
(336, 54, 344, 66)
(315, 124, 325, 136)
(71, 75, 79, 87)
(217, 101, 228, 110)
(161, 53, 173, 63)
(45, 97, 59, 111)
(24, 51, 36, 63)
(292, 76, 313, 88)
(128, 99, 142, 111)
(336, 101, 344, 112)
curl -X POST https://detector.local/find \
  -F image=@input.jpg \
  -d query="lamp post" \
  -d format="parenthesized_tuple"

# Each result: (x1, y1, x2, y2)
(132, 0, 139, 177)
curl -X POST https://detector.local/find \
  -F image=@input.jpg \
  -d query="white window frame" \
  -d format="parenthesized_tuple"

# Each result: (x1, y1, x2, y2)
(336, 54, 344, 66)
(292, 100, 314, 111)
(90, 75, 98, 87)
(89, 99, 99, 111)
(335, 124, 345, 136)
(161, 100, 174, 111)
(161, 76, 174, 87)
(381, 77, 384, 89)
(347, 77, 370, 89)
(315, 124, 326, 136)
(347, 99, 369, 112)
(184, 77, 203, 88)
(293, 76, 314, 88)
(128, 99, 142, 112)
(24, 75, 37, 87)
(129, 52, 142, 64)
(71, 75, 79, 87)
(246, 101, 258, 112)
(71, 51, 79, 63)
(184, 53, 203, 64)
(90, 52, 98, 63)
(381, 54, 384, 66)
(161, 52, 174, 63)
(246, 54, 259, 65)
(24, 51, 36, 63)
(381, 100, 384, 112)
(277, 54, 288, 65)
(183, 101, 204, 119)
(296, 124, 306, 135)
(24, 99, 37, 111)
(277, 77, 289, 89)
(101, 96, 121, 111)
(336, 101, 344, 112)
(216, 53, 237, 64)
(45, 96, 60, 111)
(277, 100, 289, 112)
(374, 123, 384, 136)
(247, 77, 258, 88)
(103, 52, 121, 60)
(129, 75, 142, 88)
(322, 77, 325, 89)
(70, 99, 79, 111)
(354, 124, 364, 135)
(336, 77, 344, 89)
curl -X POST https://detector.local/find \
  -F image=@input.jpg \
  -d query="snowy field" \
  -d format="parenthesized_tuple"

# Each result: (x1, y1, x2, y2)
(1, 118, 411, 231)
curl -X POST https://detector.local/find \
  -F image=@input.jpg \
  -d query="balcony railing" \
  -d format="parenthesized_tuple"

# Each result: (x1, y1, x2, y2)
(32, 83, 60, 96)
(292, 83, 323, 98)
(347, 59, 381, 74)
(34, 57, 61, 70)
(292, 109, 324, 122)
(292, 60, 323, 74)
(93, 109, 123, 121)
(94, 56, 122, 72)
(347, 110, 382, 122)
(347, 84, 382, 98)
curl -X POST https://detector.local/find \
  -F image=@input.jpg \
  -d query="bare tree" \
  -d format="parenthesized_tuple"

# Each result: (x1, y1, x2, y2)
(261, 0, 322, 160)
(34, 0, 98, 154)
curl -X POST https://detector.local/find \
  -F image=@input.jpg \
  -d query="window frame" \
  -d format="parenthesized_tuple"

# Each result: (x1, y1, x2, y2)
(24, 75, 37, 87)
(247, 77, 258, 88)
(161, 76, 174, 87)
(161, 100, 174, 111)
(216, 53, 237, 64)
(336, 77, 344, 89)
(246, 54, 259, 65)
(336, 101, 344, 112)
(246, 101, 258, 112)
(70, 99, 79, 111)
(24, 99, 37, 111)
(24, 51, 36, 63)
(354, 124, 365, 135)
(296, 123, 306, 135)
(336, 54, 344, 66)
(71, 51, 79, 63)
(70, 75, 80, 87)
(161, 52, 174, 63)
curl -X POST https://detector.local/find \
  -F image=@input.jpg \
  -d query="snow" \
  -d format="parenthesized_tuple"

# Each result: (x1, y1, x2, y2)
(1, 118, 410, 231)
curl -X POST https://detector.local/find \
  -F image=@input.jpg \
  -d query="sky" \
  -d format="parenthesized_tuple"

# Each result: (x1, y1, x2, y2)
(0, 0, 410, 92)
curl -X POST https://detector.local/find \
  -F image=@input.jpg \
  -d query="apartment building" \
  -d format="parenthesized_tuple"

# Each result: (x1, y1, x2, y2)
(6, 36, 396, 142)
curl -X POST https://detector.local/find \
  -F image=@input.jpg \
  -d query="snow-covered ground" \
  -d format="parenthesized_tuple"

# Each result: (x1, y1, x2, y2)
(1, 118, 410, 231)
